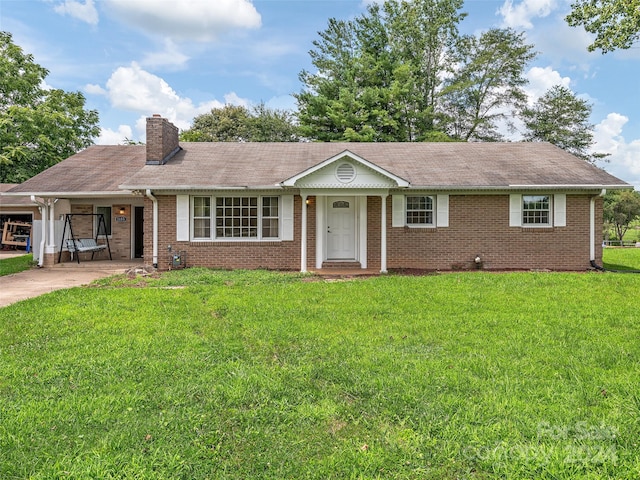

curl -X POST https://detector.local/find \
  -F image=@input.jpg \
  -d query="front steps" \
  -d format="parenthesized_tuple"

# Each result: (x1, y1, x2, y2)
(321, 260, 362, 270)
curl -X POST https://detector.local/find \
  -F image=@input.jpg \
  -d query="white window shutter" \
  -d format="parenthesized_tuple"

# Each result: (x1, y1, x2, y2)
(509, 194, 522, 227)
(554, 194, 566, 227)
(436, 194, 449, 227)
(392, 195, 405, 227)
(176, 195, 190, 241)
(281, 195, 294, 241)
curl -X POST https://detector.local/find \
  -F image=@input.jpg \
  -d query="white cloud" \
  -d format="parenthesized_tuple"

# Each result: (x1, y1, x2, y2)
(140, 39, 190, 69)
(223, 92, 250, 107)
(524, 66, 571, 103)
(53, 0, 99, 25)
(594, 113, 629, 156)
(104, 0, 261, 42)
(97, 62, 251, 139)
(498, 0, 558, 29)
(96, 124, 133, 145)
(594, 114, 640, 187)
(84, 83, 107, 95)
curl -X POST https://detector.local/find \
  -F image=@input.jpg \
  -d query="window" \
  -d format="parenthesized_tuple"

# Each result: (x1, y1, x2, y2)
(193, 196, 211, 238)
(216, 197, 258, 238)
(95, 206, 112, 236)
(261, 197, 279, 238)
(522, 195, 550, 225)
(406, 196, 434, 225)
(192, 196, 279, 240)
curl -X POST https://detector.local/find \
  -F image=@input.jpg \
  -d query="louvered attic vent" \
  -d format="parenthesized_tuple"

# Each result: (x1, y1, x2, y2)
(336, 163, 356, 183)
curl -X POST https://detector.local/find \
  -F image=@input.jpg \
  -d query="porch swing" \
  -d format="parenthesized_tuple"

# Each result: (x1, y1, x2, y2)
(58, 213, 113, 263)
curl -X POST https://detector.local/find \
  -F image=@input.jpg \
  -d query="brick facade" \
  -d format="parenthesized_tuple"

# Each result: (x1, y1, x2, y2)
(145, 195, 303, 271)
(383, 194, 602, 271)
(144, 193, 602, 272)
(68, 204, 132, 261)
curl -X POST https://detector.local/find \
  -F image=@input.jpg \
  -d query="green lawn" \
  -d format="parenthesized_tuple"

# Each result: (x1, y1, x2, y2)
(0, 253, 33, 276)
(602, 247, 640, 271)
(1, 267, 639, 479)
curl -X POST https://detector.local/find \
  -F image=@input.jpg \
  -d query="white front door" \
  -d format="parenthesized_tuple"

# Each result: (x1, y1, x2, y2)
(327, 196, 356, 260)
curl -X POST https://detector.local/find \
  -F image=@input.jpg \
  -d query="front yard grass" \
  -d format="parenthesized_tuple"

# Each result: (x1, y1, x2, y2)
(0, 253, 33, 276)
(602, 246, 640, 271)
(1, 268, 639, 479)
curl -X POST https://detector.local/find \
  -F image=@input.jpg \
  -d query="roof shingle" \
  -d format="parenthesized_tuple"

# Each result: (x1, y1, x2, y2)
(8, 142, 629, 195)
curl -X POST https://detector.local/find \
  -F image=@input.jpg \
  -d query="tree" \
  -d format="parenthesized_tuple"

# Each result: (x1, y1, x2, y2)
(566, 0, 640, 53)
(521, 85, 607, 164)
(603, 190, 640, 243)
(248, 103, 300, 142)
(181, 103, 299, 142)
(0, 31, 100, 183)
(441, 28, 536, 141)
(296, 0, 465, 142)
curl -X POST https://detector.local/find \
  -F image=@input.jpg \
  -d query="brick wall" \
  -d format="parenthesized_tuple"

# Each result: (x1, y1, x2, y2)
(69, 205, 131, 260)
(144, 194, 603, 272)
(146, 195, 303, 271)
(383, 194, 601, 271)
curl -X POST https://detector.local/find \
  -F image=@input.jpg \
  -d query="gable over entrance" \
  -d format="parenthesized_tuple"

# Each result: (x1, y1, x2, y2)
(281, 150, 409, 189)
(280, 151, 409, 273)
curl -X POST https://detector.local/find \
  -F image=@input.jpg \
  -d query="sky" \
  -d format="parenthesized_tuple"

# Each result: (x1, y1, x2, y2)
(1, 0, 639, 187)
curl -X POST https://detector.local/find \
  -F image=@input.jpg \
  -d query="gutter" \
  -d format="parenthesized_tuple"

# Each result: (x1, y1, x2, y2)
(146, 189, 159, 268)
(4, 191, 135, 198)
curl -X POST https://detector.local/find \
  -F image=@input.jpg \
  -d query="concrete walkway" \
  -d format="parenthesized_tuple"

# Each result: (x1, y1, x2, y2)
(0, 254, 140, 308)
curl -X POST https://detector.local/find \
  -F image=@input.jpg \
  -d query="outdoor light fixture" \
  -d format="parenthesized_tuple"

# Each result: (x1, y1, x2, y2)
(119, 207, 126, 215)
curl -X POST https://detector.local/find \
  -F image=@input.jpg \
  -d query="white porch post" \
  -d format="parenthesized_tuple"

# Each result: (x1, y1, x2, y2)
(301, 194, 308, 272)
(380, 194, 388, 273)
(46, 199, 56, 254)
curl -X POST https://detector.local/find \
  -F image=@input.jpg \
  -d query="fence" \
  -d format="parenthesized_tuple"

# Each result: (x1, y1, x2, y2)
(602, 240, 640, 247)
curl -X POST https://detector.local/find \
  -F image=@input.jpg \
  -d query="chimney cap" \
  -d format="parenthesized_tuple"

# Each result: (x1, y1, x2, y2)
(152, 114, 162, 118)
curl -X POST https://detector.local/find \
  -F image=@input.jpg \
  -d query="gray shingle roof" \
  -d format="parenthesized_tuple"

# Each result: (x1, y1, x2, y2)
(8, 142, 629, 195)
(8, 145, 146, 195)
(0, 184, 38, 206)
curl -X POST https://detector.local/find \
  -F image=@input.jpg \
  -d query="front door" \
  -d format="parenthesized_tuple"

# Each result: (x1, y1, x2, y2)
(327, 196, 356, 260)
(134, 206, 144, 258)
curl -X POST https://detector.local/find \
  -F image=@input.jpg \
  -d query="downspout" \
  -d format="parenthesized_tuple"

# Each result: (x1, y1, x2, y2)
(31, 196, 47, 267)
(146, 189, 159, 268)
(589, 190, 603, 264)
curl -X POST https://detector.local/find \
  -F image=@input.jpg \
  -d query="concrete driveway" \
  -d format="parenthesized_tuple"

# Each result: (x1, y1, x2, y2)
(0, 254, 139, 308)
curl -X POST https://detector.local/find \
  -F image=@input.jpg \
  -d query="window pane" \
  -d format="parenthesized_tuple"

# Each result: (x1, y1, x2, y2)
(406, 196, 434, 225)
(262, 218, 279, 238)
(194, 218, 210, 238)
(523, 195, 550, 225)
(216, 197, 259, 238)
(96, 206, 112, 236)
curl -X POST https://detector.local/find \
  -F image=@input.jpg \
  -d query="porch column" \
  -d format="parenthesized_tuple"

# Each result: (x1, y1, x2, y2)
(300, 194, 308, 272)
(380, 194, 388, 273)
(46, 199, 56, 253)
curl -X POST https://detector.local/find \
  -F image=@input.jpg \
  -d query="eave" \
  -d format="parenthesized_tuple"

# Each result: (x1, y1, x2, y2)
(2, 191, 137, 199)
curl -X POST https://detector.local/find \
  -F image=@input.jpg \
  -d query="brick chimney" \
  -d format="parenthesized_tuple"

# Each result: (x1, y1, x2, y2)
(146, 114, 181, 165)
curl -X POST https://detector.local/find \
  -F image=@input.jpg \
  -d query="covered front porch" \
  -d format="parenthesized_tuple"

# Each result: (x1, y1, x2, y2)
(280, 149, 410, 274)
(299, 193, 391, 274)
